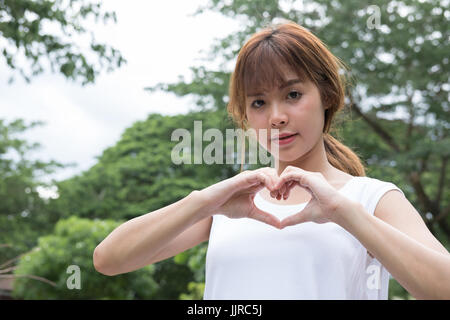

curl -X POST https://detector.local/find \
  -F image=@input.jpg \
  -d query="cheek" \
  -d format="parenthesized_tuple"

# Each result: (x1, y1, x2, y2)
(244, 111, 268, 146)
(246, 111, 266, 133)
(297, 97, 324, 131)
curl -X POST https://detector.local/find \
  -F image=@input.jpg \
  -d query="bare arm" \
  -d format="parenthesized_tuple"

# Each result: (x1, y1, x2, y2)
(93, 190, 211, 276)
(334, 191, 450, 299)
(93, 168, 280, 276)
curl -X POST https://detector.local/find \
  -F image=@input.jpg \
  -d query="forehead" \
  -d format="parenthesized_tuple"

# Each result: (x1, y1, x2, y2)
(244, 62, 308, 97)
(246, 69, 305, 97)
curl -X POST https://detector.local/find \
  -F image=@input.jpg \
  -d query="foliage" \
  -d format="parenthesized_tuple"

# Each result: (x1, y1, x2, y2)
(2, 0, 449, 300)
(0, 119, 68, 262)
(179, 282, 206, 300)
(0, 0, 126, 84)
(50, 109, 245, 222)
(148, 0, 449, 299)
(12, 216, 159, 299)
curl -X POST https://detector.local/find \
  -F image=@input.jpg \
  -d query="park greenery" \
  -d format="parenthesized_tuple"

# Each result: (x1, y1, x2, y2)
(1, 0, 448, 300)
(0, 0, 125, 84)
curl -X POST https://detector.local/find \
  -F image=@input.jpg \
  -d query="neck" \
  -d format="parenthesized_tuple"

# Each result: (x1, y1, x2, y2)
(273, 135, 336, 179)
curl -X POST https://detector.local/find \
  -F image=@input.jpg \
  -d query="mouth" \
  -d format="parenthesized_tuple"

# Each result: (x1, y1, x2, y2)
(271, 133, 298, 146)
(272, 133, 298, 141)
(277, 133, 298, 140)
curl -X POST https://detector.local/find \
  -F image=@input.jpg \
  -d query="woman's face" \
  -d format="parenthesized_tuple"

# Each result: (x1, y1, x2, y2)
(245, 67, 326, 163)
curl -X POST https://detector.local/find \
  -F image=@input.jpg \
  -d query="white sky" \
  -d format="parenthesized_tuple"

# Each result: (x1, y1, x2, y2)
(0, 0, 240, 188)
(0, 1, 426, 201)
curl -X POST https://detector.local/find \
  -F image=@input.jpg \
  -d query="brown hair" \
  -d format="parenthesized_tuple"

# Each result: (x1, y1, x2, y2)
(227, 20, 366, 176)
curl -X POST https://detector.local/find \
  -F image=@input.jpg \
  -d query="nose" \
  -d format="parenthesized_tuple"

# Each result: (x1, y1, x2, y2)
(270, 103, 288, 128)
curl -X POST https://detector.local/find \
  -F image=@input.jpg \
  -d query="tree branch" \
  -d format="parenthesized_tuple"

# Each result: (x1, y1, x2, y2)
(348, 94, 401, 152)
(404, 98, 415, 152)
(0, 266, 17, 274)
(0, 274, 56, 287)
(409, 171, 437, 217)
(435, 156, 448, 208)
(435, 202, 450, 224)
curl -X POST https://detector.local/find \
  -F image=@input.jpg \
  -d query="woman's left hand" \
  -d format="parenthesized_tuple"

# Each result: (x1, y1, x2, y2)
(271, 166, 354, 228)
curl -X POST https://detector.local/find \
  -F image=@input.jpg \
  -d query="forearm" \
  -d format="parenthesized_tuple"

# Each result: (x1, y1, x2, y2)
(93, 190, 209, 275)
(334, 200, 450, 299)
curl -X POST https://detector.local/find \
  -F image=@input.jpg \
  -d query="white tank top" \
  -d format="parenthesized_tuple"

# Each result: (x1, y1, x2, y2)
(203, 176, 404, 300)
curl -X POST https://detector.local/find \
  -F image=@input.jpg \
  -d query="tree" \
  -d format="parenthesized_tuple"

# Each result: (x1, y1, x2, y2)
(0, 119, 68, 262)
(47, 109, 247, 299)
(149, 0, 450, 242)
(146, 0, 449, 299)
(0, 0, 126, 84)
(12, 216, 159, 299)
(0, 118, 72, 298)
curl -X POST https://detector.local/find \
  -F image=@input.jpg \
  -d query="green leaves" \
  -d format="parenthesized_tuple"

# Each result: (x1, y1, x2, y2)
(146, 0, 449, 300)
(2, 0, 449, 300)
(0, 0, 126, 84)
(0, 119, 69, 263)
(12, 216, 159, 299)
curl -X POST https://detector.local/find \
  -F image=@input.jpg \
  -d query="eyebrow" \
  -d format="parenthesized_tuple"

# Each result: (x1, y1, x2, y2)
(246, 79, 303, 97)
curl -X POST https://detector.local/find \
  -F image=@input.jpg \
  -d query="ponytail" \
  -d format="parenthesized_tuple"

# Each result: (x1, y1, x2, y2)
(229, 21, 368, 177)
(323, 133, 366, 177)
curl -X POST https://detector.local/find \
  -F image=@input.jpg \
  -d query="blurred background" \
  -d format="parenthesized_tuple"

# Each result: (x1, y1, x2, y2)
(0, 0, 448, 300)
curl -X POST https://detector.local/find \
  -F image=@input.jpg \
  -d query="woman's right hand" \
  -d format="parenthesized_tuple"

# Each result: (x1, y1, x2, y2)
(198, 167, 282, 229)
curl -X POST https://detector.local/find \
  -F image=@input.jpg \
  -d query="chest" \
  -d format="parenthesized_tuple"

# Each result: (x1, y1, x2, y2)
(208, 215, 362, 268)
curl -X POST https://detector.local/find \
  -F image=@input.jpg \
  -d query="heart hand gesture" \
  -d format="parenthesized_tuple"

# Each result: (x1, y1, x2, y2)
(271, 166, 352, 228)
(200, 167, 282, 229)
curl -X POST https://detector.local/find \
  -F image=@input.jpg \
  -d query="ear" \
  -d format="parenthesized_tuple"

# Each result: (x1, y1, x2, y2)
(321, 92, 332, 111)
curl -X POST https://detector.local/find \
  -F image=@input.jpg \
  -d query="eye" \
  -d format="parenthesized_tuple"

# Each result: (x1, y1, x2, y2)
(287, 90, 302, 100)
(251, 99, 265, 109)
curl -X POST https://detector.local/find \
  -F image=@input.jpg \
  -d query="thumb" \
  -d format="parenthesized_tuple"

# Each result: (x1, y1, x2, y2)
(248, 194, 281, 229)
(243, 172, 275, 192)
(280, 200, 314, 229)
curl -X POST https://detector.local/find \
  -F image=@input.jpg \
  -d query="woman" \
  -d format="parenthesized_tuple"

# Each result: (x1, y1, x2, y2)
(93, 21, 450, 299)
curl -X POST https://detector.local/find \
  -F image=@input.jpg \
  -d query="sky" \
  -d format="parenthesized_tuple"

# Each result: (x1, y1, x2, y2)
(0, 1, 423, 200)
(0, 0, 240, 196)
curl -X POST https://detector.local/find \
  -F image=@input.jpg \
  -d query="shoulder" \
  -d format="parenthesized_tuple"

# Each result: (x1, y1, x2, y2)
(373, 184, 409, 220)
(350, 175, 403, 196)
(373, 181, 449, 255)
(344, 174, 411, 220)
(364, 175, 416, 223)
(343, 175, 404, 214)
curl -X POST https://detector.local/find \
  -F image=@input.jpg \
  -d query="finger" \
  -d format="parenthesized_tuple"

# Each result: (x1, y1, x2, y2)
(259, 172, 276, 192)
(283, 185, 290, 200)
(261, 168, 280, 192)
(247, 181, 265, 192)
(258, 168, 284, 195)
(281, 181, 290, 200)
(248, 205, 281, 229)
(276, 191, 282, 201)
(283, 181, 297, 199)
(246, 172, 272, 191)
(274, 179, 291, 200)
(280, 210, 309, 228)
(280, 183, 286, 196)
(275, 171, 311, 192)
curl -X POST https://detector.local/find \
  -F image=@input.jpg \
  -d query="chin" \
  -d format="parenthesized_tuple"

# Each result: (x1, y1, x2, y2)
(275, 155, 302, 163)
(270, 150, 304, 163)
(271, 141, 313, 162)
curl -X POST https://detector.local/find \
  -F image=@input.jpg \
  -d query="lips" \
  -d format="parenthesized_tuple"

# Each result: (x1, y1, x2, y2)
(272, 132, 298, 140)
(278, 133, 297, 140)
